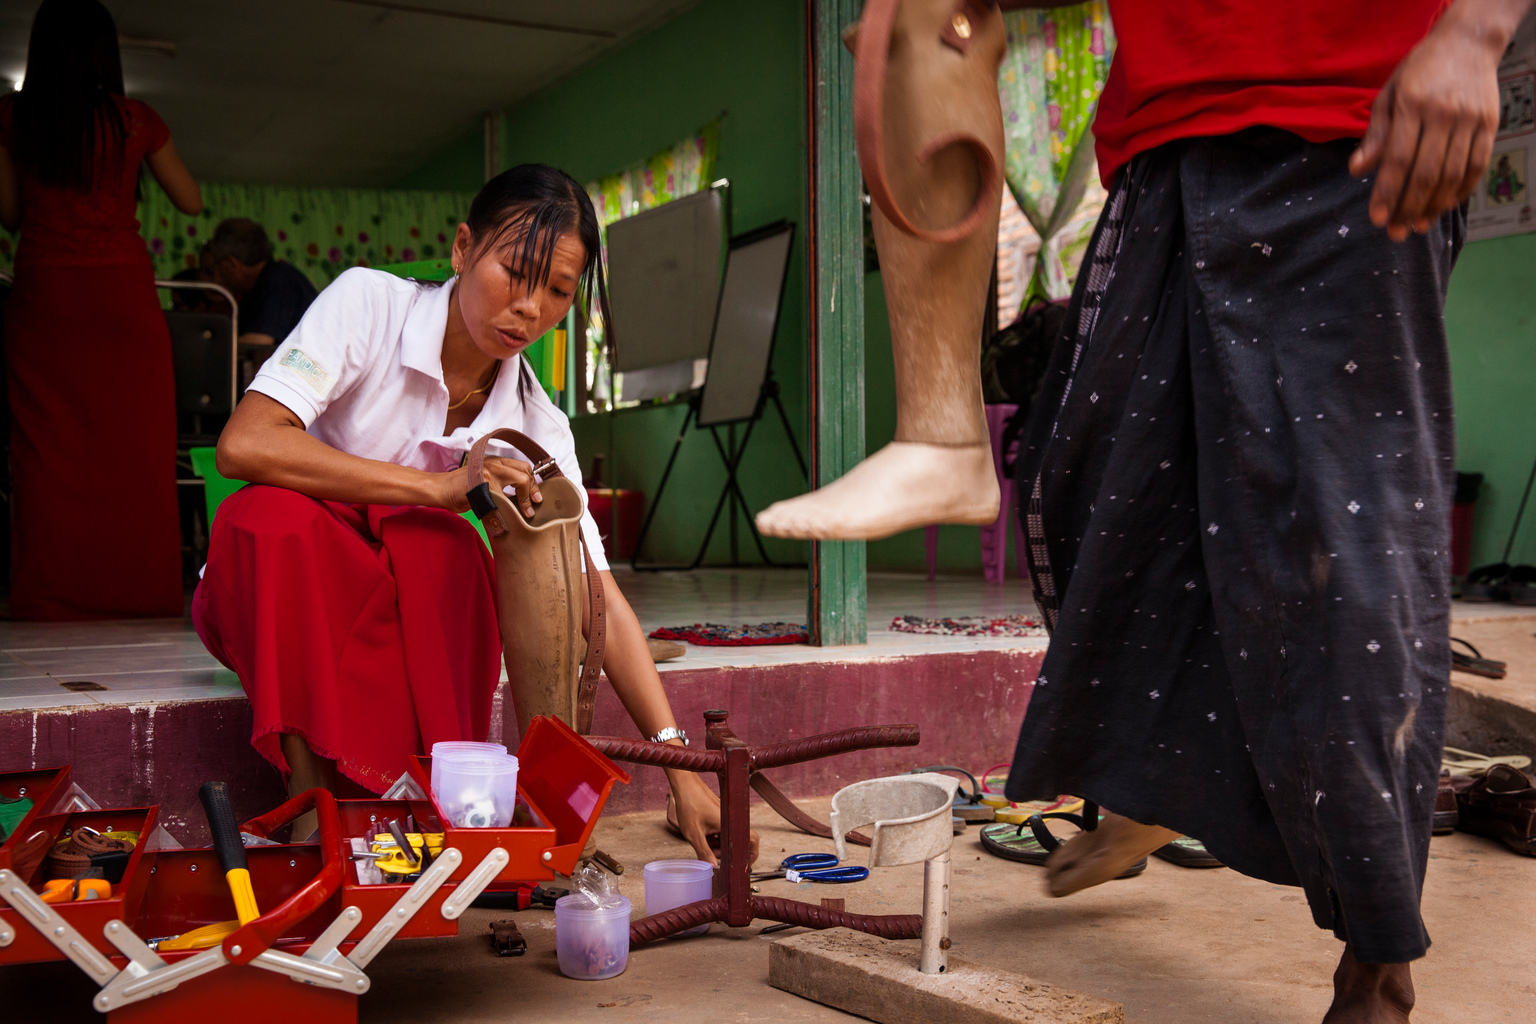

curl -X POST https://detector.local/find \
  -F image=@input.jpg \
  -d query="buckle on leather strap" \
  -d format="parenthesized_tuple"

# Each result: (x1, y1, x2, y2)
(531, 457, 557, 477)
(467, 481, 498, 520)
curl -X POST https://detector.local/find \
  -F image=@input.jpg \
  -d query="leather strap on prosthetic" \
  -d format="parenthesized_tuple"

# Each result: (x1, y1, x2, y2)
(466, 429, 606, 735)
(853, 0, 1004, 243)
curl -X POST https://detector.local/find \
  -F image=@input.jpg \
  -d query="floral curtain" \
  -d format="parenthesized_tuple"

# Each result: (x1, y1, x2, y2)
(135, 183, 478, 290)
(579, 121, 721, 407)
(998, 2, 1115, 304)
(586, 121, 720, 232)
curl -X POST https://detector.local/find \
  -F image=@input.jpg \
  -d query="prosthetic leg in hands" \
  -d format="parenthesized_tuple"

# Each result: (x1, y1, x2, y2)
(756, 0, 1007, 541)
(464, 429, 605, 740)
(467, 429, 616, 870)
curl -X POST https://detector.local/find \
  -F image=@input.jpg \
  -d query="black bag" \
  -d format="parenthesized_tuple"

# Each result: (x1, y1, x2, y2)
(981, 298, 1069, 407)
(984, 299, 1070, 480)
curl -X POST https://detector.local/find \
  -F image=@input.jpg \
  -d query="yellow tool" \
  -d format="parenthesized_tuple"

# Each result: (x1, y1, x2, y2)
(368, 832, 445, 877)
(147, 920, 239, 952)
(199, 782, 260, 926)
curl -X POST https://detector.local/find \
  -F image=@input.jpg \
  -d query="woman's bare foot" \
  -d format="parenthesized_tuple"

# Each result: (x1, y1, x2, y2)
(755, 441, 1000, 541)
(1322, 948, 1414, 1023)
(1043, 812, 1179, 897)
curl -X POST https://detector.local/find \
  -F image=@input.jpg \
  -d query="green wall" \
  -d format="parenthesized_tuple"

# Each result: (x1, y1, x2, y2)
(1446, 232, 1536, 570)
(393, 121, 483, 192)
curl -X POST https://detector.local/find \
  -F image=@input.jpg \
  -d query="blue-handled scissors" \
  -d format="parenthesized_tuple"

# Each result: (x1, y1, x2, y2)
(751, 853, 869, 884)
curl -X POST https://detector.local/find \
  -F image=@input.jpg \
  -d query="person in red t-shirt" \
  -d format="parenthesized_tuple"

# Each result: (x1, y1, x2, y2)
(0, 0, 203, 619)
(991, 1, 1534, 1021)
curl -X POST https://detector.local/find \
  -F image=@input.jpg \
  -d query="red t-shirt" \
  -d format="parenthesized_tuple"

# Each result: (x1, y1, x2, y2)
(1093, 1, 1449, 185)
(0, 94, 169, 267)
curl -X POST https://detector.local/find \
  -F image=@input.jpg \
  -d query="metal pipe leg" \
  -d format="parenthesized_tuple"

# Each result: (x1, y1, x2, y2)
(919, 851, 951, 974)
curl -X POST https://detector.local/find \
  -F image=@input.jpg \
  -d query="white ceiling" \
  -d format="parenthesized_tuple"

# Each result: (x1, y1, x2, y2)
(0, 0, 702, 186)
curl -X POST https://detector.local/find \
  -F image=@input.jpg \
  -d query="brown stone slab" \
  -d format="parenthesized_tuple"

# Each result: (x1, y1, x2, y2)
(769, 928, 1124, 1024)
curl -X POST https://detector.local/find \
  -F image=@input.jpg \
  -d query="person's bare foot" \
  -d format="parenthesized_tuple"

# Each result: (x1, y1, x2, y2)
(1043, 812, 1180, 897)
(755, 441, 1000, 541)
(1322, 948, 1414, 1023)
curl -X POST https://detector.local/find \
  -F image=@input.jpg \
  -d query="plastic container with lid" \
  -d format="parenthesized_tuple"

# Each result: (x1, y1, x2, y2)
(429, 741, 508, 796)
(642, 859, 713, 937)
(555, 893, 631, 980)
(432, 753, 518, 828)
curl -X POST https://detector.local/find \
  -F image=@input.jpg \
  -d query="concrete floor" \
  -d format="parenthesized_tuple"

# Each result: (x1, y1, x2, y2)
(5, 796, 1532, 1023)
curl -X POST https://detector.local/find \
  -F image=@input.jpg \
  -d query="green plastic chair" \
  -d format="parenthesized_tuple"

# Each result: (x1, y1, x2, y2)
(189, 447, 245, 529)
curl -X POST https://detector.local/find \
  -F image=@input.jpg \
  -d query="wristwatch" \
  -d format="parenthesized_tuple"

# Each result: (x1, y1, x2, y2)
(649, 727, 689, 747)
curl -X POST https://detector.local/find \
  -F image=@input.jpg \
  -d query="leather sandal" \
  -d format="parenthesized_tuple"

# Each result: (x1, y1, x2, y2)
(1455, 764, 1536, 856)
(648, 638, 685, 663)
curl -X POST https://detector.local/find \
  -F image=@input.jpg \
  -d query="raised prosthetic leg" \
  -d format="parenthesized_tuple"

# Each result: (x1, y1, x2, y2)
(756, 0, 1007, 541)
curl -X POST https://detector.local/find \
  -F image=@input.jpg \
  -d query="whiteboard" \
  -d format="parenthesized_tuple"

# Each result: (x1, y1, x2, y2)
(697, 222, 795, 428)
(605, 186, 728, 372)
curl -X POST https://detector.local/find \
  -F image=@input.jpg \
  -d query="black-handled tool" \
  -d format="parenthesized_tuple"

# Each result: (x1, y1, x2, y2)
(198, 781, 260, 926)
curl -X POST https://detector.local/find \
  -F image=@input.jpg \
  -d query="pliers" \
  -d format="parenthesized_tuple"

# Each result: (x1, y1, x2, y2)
(751, 853, 869, 884)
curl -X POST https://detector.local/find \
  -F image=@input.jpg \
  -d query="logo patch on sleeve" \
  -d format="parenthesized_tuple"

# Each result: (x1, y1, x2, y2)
(280, 347, 334, 396)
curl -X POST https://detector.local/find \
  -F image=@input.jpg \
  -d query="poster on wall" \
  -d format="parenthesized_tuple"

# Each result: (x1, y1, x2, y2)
(1468, 12, 1536, 241)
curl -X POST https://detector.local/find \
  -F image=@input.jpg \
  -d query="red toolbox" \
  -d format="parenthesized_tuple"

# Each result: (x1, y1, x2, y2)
(0, 715, 628, 1022)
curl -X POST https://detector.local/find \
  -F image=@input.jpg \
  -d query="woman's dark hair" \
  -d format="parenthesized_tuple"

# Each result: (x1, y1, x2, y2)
(11, 0, 129, 190)
(464, 163, 613, 389)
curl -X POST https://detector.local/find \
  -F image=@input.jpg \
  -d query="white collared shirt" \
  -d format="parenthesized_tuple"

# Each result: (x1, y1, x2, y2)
(247, 266, 608, 569)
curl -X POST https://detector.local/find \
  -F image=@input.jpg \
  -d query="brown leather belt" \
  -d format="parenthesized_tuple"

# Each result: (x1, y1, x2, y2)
(44, 828, 132, 880)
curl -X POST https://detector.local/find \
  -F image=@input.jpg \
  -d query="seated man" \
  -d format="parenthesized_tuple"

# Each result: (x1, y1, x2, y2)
(203, 217, 317, 349)
(168, 265, 232, 317)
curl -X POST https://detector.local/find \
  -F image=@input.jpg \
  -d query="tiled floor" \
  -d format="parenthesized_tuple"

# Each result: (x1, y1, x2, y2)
(0, 568, 1048, 711)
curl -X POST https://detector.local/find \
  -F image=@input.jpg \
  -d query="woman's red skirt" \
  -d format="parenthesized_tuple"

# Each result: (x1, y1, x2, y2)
(4, 260, 183, 619)
(193, 485, 502, 793)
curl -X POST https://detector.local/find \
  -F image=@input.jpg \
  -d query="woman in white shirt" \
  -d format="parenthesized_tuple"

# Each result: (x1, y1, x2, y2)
(197, 164, 735, 860)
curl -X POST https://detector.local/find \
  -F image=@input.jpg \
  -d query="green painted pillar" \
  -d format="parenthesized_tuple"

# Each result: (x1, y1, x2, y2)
(807, 0, 867, 646)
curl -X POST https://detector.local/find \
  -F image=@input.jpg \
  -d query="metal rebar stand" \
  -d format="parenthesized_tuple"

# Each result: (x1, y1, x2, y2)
(587, 709, 921, 946)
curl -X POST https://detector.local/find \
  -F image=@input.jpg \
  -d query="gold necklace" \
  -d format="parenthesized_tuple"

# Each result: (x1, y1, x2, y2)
(446, 361, 501, 411)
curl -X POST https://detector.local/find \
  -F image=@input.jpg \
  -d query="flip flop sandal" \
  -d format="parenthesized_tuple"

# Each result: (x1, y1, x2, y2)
(1508, 565, 1536, 606)
(1442, 746, 1532, 777)
(978, 807, 1147, 878)
(1151, 835, 1225, 868)
(1460, 563, 1511, 602)
(1450, 638, 1509, 680)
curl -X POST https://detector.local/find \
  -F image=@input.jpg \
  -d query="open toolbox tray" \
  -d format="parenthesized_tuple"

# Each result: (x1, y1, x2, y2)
(0, 717, 629, 1021)
(1, 765, 76, 878)
(0, 803, 161, 966)
(405, 713, 631, 884)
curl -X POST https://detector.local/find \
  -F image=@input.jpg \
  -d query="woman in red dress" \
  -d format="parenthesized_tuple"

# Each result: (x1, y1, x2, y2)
(199, 164, 746, 860)
(0, 0, 202, 619)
